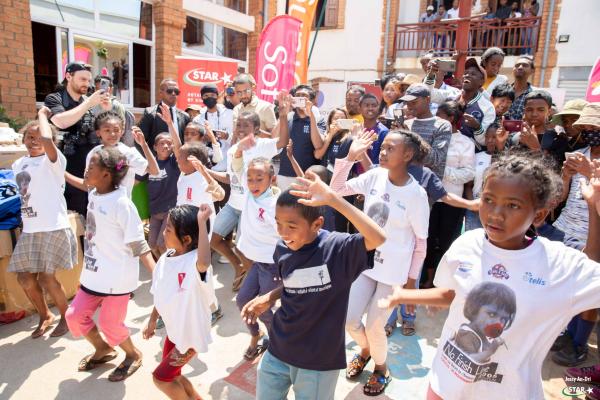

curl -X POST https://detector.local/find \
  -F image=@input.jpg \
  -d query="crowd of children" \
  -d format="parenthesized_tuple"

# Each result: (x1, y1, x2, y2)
(7, 65, 600, 400)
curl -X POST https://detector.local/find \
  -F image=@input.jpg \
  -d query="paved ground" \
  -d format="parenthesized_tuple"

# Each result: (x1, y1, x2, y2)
(0, 254, 596, 399)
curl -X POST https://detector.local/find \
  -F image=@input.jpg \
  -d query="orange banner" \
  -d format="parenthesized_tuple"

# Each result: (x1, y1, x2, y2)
(288, 0, 318, 85)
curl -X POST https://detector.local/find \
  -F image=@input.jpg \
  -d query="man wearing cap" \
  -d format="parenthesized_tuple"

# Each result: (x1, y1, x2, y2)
(426, 58, 495, 150)
(44, 61, 108, 215)
(231, 73, 276, 133)
(420, 5, 436, 22)
(185, 104, 202, 120)
(540, 99, 589, 164)
(403, 83, 453, 179)
(193, 83, 234, 173)
(138, 78, 191, 148)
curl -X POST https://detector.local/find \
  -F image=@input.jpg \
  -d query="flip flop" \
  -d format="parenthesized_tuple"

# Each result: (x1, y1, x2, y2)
(384, 323, 395, 337)
(78, 352, 118, 371)
(363, 370, 391, 396)
(31, 316, 55, 338)
(402, 319, 416, 336)
(243, 339, 269, 361)
(232, 270, 247, 292)
(108, 358, 143, 382)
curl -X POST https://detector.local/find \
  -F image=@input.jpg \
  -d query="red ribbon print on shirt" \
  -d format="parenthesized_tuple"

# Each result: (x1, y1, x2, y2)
(258, 207, 265, 221)
(186, 187, 192, 201)
(178, 273, 186, 288)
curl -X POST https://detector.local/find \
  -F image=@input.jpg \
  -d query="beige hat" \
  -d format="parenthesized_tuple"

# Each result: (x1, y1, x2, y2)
(400, 74, 423, 86)
(185, 104, 202, 112)
(573, 103, 600, 127)
(551, 99, 588, 125)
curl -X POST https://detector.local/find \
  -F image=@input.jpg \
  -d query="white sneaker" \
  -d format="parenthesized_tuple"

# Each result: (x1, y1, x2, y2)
(218, 255, 229, 264)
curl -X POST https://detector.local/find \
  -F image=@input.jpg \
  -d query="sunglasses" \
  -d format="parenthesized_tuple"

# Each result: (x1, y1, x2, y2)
(165, 88, 181, 95)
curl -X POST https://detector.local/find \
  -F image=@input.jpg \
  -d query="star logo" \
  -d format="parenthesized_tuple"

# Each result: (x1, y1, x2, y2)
(221, 72, 232, 84)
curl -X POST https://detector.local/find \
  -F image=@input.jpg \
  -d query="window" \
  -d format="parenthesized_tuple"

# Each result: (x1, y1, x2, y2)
(314, 0, 339, 28)
(183, 16, 248, 62)
(215, 0, 247, 14)
(133, 44, 151, 108)
(32, 22, 58, 102)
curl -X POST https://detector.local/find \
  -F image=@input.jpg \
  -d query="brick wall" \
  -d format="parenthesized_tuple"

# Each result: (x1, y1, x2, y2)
(154, 0, 186, 103)
(377, 0, 401, 74)
(0, 0, 37, 120)
(532, 0, 562, 87)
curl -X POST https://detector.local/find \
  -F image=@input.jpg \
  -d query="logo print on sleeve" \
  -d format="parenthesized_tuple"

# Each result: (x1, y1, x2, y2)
(442, 282, 516, 384)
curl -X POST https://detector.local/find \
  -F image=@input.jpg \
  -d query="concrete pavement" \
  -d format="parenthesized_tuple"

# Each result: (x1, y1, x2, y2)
(0, 254, 595, 399)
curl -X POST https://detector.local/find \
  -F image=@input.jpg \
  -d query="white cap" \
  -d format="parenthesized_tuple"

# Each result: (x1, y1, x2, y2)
(426, 5, 434, 11)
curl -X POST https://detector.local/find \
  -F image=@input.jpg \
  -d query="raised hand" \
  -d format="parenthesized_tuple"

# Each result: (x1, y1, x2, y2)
(204, 121, 217, 144)
(462, 113, 480, 130)
(197, 203, 213, 222)
(519, 121, 541, 150)
(237, 134, 256, 152)
(347, 129, 377, 161)
(304, 99, 314, 117)
(157, 103, 173, 125)
(131, 126, 147, 147)
(286, 139, 294, 158)
(86, 88, 110, 108)
(289, 170, 336, 207)
(188, 155, 207, 174)
(277, 90, 292, 115)
(580, 159, 600, 216)
(37, 106, 52, 119)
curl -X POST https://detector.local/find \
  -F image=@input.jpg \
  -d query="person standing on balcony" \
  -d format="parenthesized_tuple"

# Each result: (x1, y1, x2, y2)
(495, 0, 513, 50)
(419, 5, 437, 49)
(433, 5, 448, 49)
(446, 0, 460, 19)
(420, 5, 436, 22)
(505, 55, 535, 121)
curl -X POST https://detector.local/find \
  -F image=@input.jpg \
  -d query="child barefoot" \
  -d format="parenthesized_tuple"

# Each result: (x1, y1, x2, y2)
(379, 154, 600, 400)
(143, 204, 214, 400)
(9, 107, 77, 338)
(231, 157, 281, 360)
(242, 172, 386, 400)
(65, 147, 155, 382)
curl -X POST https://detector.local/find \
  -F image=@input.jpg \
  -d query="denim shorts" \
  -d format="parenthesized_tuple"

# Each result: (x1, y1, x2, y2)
(212, 203, 241, 237)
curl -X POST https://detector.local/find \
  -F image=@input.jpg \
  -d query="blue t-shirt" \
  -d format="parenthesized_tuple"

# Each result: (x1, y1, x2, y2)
(147, 155, 180, 214)
(365, 122, 389, 164)
(268, 230, 374, 370)
(408, 164, 447, 205)
(278, 112, 327, 177)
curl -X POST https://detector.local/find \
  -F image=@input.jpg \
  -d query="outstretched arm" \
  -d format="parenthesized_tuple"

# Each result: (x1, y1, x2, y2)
(37, 107, 59, 163)
(132, 126, 159, 176)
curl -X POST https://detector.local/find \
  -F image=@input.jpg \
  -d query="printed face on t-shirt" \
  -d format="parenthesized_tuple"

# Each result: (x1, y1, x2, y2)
(246, 161, 274, 197)
(96, 119, 123, 147)
(22, 126, 45, 157)
(478, 175, 546, 250)
(275, 205, 323, 251)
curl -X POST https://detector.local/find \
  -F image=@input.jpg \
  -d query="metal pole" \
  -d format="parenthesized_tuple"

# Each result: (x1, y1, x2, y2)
(539, 0, 556, 87)
(308, 0, 328, 66)
(263, 0, 269, 28)
(454, 0, 472, 79)
(382, 0, 392, 74)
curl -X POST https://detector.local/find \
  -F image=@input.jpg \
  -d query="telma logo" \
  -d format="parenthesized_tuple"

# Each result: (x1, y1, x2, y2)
(523, 272, 546, 286)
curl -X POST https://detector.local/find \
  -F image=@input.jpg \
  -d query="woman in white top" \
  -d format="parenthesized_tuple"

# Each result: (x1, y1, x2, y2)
(481, 48, 508, 98)
(331, 130, 430, 396)
(421, 101, 475, 288)
(143, 204, 214, 400)
(9, 108, 78, 338)
(379, 154, 600, 400)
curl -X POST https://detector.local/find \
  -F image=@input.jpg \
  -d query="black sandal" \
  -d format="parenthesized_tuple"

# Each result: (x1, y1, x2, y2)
(402, 319, 416, 336)
(108, 358, 142, 382)
(346, 354, 371, 379)
(243, 338, 269, 361)
(363, 370, 391, 396)
(78, 352, 118, 371)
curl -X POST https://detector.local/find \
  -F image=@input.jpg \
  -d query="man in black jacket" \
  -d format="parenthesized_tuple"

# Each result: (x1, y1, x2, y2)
(138, 78, 190, 148)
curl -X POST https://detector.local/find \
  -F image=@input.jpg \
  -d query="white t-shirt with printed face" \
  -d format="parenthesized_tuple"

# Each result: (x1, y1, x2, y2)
(80, 187, 145, 295)
(346, 168, 430, 285)
(151, 250, 214, 354)
(176, 171, 216, 233)
(85, 142, 148, 197)
(12, 152, 70, 233)
(226, 138, 280, 211)
(431, 229, 600, 400)
(236, 187, 280, 264)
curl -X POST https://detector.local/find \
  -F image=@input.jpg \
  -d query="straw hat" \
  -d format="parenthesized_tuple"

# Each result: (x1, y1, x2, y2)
(573, 102, 600, 127)
(551, 99, 588, 125)
(400, 74, 423, 86)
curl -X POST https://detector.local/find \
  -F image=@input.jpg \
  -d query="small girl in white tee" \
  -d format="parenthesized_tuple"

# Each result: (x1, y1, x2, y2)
(65, 147, 155, 382)
(379, 154, 600, 400)
(143, 204, 214, 400)
(9, 107, 78, 338)
(331, 129, 430, 396)
(231, 156, 282, 361)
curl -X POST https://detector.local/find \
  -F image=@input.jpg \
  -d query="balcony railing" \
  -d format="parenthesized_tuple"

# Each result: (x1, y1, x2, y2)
(394, 16, 541, 58)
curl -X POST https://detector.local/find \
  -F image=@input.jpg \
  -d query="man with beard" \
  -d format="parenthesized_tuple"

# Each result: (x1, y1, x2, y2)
(505, 55, 536, 121)
(231, 73, 276, 133)
(44, 61, 108, 215)
(344, 85, 366, 124)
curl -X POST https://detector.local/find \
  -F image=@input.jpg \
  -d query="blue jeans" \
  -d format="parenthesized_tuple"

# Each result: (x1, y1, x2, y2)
(387, 304, 415, 327)
(236, 262, 280, 337)
(465, 210, 482, 231)
(257, 350, 339, 400)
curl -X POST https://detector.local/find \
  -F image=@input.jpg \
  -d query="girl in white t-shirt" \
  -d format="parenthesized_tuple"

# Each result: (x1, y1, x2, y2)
(231, 156, 282, 361)
(9, 107, 78, 338)
(331, 130, 430, 396)
(65, 111, 155, 197)
(379, 154, 600, 400)
(65, 147, 155, 382)
(143, 204, 214, 400)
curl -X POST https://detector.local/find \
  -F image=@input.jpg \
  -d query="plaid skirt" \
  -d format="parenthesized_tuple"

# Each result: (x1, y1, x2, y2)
(8, 228, 78, 274)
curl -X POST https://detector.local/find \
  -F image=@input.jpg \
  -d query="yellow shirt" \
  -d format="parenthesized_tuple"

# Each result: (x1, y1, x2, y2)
(349, 113, 364, 124)
(483, 76, 496, 90)
(232, 95, 277, 132)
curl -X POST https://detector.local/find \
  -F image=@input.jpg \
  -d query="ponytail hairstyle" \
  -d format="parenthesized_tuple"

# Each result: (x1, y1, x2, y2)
(94, 147, 129, 189)
(388, 129, 431, 164)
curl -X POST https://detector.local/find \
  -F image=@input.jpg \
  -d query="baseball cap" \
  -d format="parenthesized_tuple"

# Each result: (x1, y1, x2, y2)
(201, 83, 219, 96)
(427, 5, 434, 11)
(400, 83, 431, 102)
(464, 58, 487, 80)
(185, 104, 202, 112)
(65, 61, 92, 74)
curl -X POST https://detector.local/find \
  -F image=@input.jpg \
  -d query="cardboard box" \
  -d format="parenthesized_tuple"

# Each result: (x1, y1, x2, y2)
(0, 145, 28, 169)
(0, 212, 84, 316)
